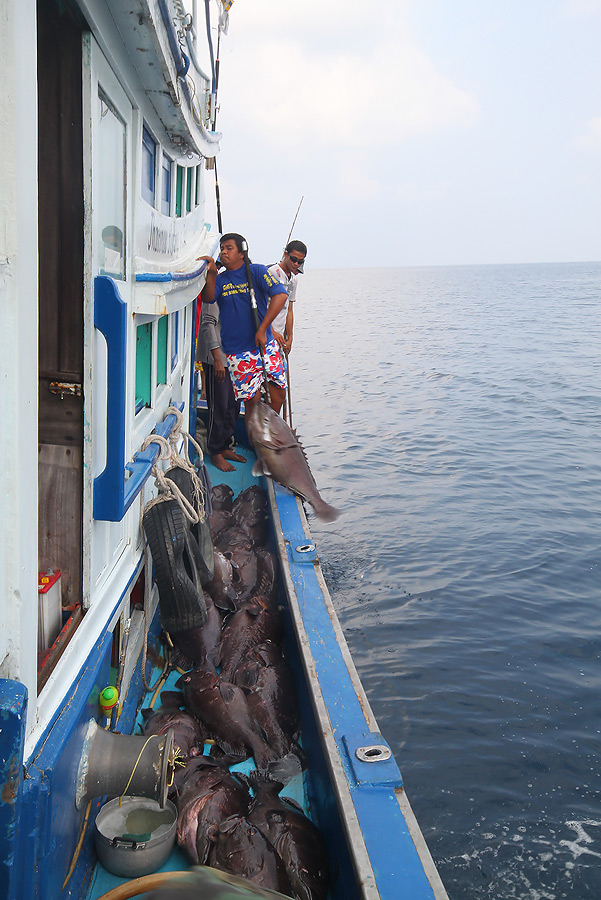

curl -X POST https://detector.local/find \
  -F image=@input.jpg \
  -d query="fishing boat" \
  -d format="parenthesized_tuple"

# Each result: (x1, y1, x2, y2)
(0, 2, 448, 898)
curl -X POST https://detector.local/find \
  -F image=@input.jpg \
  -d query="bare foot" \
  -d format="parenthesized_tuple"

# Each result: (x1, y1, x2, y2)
(222, 448, 247, 463)
(211, 452, 235, 472)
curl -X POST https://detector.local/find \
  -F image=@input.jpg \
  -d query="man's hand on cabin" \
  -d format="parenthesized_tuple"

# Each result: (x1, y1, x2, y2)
(197, 256, 217, 276)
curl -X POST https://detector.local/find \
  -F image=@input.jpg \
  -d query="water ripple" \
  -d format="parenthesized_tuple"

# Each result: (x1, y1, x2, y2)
(295, 262, 601, 899)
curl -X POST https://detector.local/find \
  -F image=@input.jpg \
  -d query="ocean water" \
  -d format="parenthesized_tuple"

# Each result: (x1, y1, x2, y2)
(290, 262, 601, 899)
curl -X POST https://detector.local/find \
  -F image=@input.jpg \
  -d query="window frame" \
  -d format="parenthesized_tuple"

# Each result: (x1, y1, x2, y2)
(141, 124, 157, 207)
(161, 153, 172, 216)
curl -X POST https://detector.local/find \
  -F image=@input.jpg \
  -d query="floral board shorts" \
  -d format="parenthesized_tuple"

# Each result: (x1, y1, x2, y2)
(226, 339, 287, 401)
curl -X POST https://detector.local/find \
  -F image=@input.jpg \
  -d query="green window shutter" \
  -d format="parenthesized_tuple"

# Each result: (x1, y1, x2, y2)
(135, 323, 152, 413)
(157, 315, 168, 384)
(186, 167, 193, 213)
(176, 165, 184, 217)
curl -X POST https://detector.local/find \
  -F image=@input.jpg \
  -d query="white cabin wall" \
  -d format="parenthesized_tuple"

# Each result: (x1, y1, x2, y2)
(0, 0, 39, 709)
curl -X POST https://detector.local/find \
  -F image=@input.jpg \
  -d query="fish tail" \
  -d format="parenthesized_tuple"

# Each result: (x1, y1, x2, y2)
(313, 499, 341, 523)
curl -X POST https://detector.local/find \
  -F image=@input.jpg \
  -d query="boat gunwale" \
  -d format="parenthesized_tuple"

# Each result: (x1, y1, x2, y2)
(266, 478, 382, 900)
(266, 477, 449, 900)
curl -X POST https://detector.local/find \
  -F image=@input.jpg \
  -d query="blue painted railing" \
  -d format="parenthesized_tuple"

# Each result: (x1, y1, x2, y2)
(135, 235, 220, 283)
(136, 261, 208, 283)
(122, 403, 184, 505)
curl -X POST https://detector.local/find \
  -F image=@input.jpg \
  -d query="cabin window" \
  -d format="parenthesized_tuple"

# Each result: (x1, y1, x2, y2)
(98, 91, 126, 280)
(135, 323, 153, 413)
(171, 311, 179, 370)
(141, 126, 156, 205)
(161, 155, 172, 215)
(175, 165, 184, 217)
(186, 167, 194, 213)
(195, 163, 202, 206)
(157, 315, 168, 385)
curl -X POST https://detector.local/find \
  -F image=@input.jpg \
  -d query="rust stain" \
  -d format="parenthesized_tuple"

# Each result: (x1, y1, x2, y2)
(1, 754, 19, 804)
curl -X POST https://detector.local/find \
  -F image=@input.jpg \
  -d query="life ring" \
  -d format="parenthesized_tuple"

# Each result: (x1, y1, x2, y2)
(96, 866, 291, 898)
(143, 499, 207, 633)
(96, 871, 183, 899)
(164, 465, 215, 585)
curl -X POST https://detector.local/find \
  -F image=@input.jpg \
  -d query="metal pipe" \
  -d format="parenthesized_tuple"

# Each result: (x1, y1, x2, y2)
(156, 0, 189, 79)
(184, 25, 211, 84)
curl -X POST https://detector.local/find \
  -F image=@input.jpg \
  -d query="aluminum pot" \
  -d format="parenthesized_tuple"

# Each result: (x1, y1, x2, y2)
(94, 795, 177, 877)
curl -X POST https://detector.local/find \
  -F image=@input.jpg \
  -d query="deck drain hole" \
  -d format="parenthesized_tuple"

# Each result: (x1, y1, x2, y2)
(355, 745, 391, 763)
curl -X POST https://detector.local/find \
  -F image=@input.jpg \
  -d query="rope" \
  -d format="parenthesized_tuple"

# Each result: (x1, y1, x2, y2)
(140, 414, 205, 525)
(95, 872, 188, 900)
(61, 800, 92, 890)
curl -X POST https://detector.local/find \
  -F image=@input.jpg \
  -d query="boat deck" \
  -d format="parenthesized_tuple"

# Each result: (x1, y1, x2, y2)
(85, 432, 448, 900)
(86, 445, 313, 899)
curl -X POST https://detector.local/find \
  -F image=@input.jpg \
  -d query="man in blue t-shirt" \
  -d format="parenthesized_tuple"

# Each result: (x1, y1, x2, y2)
(200, 233, 288, 413)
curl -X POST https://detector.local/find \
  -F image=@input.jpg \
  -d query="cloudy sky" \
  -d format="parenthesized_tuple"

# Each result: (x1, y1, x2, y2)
(206, 0, 600, 268)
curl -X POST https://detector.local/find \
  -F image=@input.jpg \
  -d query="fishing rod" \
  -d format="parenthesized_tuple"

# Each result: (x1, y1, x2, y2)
(212, 22, 223, 232)
(241, 240, 270, 405)
(285, 196, 304, 249)
(285, 351, 293, 429)
(280, 197, 304, 427)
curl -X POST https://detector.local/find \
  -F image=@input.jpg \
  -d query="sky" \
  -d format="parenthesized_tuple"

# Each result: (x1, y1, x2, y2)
(203, 0, 601, 268)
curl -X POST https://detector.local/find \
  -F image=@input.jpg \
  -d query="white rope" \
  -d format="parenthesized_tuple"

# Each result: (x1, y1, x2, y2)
(164, 405, 207, 523)
(137, 406, 208, 526)
(166, 404, 206, 468)
(141, 433, 199, 524)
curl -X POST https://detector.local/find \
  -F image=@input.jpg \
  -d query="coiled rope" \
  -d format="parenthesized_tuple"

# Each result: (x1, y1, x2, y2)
(141, 405, 206, 523)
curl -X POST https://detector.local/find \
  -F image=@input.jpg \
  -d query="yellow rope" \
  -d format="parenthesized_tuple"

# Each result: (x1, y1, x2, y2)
(119, 735, 159, 805)
(61, 800, 92, 890)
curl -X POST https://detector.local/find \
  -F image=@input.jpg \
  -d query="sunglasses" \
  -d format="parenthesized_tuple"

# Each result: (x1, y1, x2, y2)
(288, 255, 304, 265)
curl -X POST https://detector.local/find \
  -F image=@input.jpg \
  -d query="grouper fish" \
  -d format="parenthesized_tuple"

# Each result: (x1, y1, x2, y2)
(245, 401, 340, 523)
(176, 669, 277, 772)
(176, 757, 250, 865)
(248, 778, 329, 900)
(210, 814, 291, 895)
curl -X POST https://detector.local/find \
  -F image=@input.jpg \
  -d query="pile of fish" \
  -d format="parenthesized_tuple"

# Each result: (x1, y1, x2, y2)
(141, 484, 328, 900)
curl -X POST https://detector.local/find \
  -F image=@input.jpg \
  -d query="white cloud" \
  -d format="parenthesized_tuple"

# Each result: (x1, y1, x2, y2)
(334, 152, 380, 201)
(575, 116, 601, 148)
(218, 2, 478, 156)
(561, 0, 601, 15)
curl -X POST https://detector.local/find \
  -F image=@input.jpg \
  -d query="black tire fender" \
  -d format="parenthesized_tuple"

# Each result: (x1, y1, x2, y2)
(164, 466, 215, 585)
(142, 498, 208, 632)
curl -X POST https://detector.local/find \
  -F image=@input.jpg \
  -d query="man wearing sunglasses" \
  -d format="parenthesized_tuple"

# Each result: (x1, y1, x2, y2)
(268, 240, 307, 355)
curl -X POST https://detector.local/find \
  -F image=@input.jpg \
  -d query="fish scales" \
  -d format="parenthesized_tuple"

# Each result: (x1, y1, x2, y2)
(246, 401, 340, 523)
